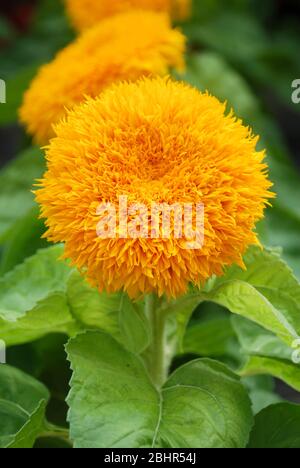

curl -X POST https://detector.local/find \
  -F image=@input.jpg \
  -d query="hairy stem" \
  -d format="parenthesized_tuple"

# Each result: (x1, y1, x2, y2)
(144, 294, 168, 388)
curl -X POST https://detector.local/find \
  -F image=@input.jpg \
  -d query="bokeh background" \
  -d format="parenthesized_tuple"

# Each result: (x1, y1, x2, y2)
(1, 0, 299, 167)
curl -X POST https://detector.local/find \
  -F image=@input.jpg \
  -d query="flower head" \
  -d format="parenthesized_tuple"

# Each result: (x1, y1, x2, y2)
(65, 0, 191, 31)
(19, 11, 185, 144)
(36, 77, 273, 299)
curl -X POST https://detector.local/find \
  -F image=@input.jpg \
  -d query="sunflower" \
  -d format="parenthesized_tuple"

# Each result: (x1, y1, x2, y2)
(36, 77, 273, 299)
(65, 0, 191, 31)
(19, 11, 185, 145)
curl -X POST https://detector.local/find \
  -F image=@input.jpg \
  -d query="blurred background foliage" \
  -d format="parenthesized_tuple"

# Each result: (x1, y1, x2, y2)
(0, 0, 300, 441)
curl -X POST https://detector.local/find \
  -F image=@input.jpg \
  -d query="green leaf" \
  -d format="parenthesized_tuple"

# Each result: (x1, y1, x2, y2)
(242, 375, 282, 415)
(0, 206, 48, 275)
(118, 295, 150, 354)
(7, 401, 47, 449)
(0, 246, 78, 345)
(248, 403, 300, 448)
(160, 358, 253, 448)
(0, 245, 71, 321)
(240, 356, 300, 393)
(67, 270, 123, 338)
(67, 272, 200, 359)
(183, 316, 235, 357)
(0, 365, 49, 448)
(0, 147, 45, 241)
(231, 314, 300, 400)
(67, 271, 150, 353)
(232, 316, 293, 361)
(0, 245, 151, 349)
(0, 294, 77, 346)
(162, 292, 204, 355)
(204, 246, 300, 346)
(67, 331, 253, 448)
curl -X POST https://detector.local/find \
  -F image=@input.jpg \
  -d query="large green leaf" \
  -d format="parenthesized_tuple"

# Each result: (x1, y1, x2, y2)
(67, 331, 252, 448)
(240, 356, 300, 393)
(68, 277, 199, 362)
(0, 365, 49, 448)
(0, 245, 71, 321)
(0, 246, 78, 345)
(232, 315, 300, 398)
(203, 246, 300, 346)
(0, 246, 150, 350)
(248, 403, 300, 448)
(7, 401, 47, 449)
(162, 292, 205, 354)
(67, 271, 123, 338)
(160, 358, 252, 448)
(232, 316, 293, 361)
(0, 147, 45, 242)
(118, 295, 151, 354)
(67, 271, 150, 354)
(0, 294, 77, 347)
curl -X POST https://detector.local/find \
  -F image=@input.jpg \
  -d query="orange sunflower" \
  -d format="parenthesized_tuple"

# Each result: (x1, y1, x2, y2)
(36, 77, 273, 299)
(19, 11, 185, 145)
(65, 0, 191, 31)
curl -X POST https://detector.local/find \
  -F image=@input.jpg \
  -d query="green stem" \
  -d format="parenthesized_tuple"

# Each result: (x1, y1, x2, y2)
(144, 294, 168, 388)
(39, 422, 71, 444)
(39, 431, 70, 441)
